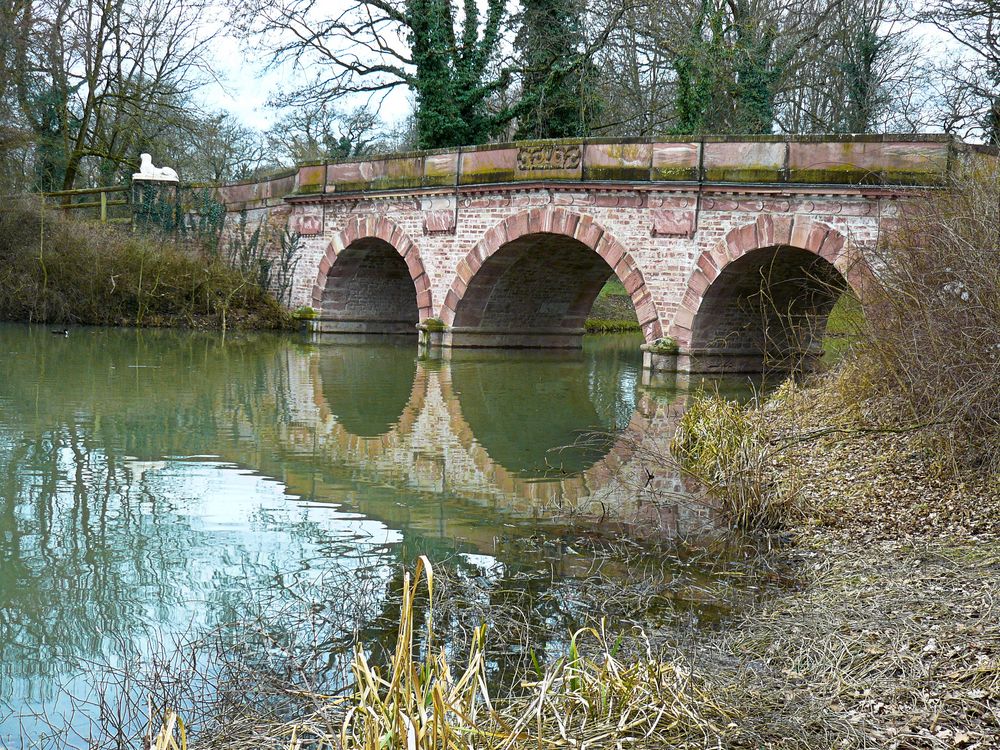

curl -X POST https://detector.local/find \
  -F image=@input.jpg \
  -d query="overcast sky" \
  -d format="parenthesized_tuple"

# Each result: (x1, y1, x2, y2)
(200, 17, 414, 132)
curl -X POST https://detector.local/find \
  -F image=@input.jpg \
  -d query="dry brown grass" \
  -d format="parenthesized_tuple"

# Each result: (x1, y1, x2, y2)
(670, 389, 804, 531)
(712, 537, 1000, 749)
(233, 557, 742, 750)
(855, 159, 1000, 473)
(0, 198, 292, 330)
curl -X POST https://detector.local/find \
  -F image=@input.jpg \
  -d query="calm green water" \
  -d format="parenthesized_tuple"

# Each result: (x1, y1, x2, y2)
(0, 325, 751, 746)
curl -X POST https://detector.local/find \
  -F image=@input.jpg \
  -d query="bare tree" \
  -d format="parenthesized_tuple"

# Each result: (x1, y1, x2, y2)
(266, 104, 387, 164)
(923, 0, 1000, 141)
(12, 0, 219, 190)
(0, 0, 35, 190)
(177, 113, 272, 183)
(234, 0, 514, 149)
(776, 0, 927, 134)
(588, 0, 677, 135)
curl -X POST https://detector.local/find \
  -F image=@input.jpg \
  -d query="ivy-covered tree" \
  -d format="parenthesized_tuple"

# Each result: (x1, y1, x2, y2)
(672, 2, 728, 134)
(514, 0, 601, 139)
(408, 0, 508, 147)
(670, 0, 789, 135)
(237, 0, 513, 150)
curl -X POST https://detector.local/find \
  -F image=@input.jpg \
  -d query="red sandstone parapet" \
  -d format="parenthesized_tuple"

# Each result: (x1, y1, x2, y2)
(217, 135, 970, 211)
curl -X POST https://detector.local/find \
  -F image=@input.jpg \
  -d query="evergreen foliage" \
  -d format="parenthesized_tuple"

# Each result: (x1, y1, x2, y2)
(514, 0, 601, 139)
(407, 0, 510, 148)
(671, 0, 782, 135)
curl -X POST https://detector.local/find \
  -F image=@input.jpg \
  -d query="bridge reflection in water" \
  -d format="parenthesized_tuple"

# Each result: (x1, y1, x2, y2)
(285, 334, 718, 540)
(0, 325, 740, 742)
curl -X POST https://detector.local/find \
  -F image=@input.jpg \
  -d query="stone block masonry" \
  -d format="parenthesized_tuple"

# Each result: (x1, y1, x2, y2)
(215, 135, 979, 372)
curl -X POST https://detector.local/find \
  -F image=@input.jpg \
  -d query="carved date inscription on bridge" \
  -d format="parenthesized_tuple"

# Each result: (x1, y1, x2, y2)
(516, 144, 582, 172)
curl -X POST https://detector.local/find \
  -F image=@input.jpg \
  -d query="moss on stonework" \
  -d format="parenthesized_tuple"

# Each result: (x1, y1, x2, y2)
(422, 174, 456, 188)
(583, 166, 651, 182)
(646, 337, 679, 355)
(788, 166, 946, 186)
(649, 167, 700, 181)
(422, 318, 446, 332)
(292, 183, 324, 196)
(705, 167, 784, 183)
(459, 168, 516, 185)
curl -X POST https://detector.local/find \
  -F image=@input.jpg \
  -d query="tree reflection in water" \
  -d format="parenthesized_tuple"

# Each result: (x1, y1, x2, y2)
(0, 325, 742, 746)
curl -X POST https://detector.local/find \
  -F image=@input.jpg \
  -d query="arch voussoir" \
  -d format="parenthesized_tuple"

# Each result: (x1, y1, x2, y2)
(696, 253, 721, 282)
(573, 215, 604, 250)
(755, 214, 774, 246)
(595, 235, 625, 269)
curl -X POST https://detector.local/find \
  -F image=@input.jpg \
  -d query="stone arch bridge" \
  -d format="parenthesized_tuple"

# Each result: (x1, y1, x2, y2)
(217, 135, 960, 372)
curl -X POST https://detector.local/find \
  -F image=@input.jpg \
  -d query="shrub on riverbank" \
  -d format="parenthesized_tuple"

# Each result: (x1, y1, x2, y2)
(671, 391, 800, 531)
(852, 161, 1000, 472)
(673, 367, 1000, 538)
(0, 199, 293, 330)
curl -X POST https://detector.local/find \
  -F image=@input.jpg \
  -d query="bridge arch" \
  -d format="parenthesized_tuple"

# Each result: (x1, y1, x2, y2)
(311, 215, 433, 333)
(440, 207, 663, 347)
(671, 217, 868, 372)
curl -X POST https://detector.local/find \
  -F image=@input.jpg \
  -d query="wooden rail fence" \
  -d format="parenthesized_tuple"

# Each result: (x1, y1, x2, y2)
(42, 185, 132, 224)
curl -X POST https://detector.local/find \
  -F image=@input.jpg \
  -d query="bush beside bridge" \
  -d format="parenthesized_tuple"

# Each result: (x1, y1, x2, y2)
(0, 199, 293, 330)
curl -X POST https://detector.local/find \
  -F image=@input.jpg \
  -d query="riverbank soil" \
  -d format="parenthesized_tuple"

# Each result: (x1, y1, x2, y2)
(687, 375, 1000, 749)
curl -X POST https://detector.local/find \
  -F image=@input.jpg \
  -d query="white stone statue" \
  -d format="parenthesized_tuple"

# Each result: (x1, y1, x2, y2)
(132, 153, 179, 182)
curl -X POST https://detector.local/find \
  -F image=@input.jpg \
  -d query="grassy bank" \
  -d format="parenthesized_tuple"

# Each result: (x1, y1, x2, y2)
(0, 200, 293, 330)
(586, 279, 640, 332)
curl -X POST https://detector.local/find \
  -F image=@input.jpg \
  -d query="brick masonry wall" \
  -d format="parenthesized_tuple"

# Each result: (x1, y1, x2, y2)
(215, 177, 895, 351)
(268, 187, 893, 350)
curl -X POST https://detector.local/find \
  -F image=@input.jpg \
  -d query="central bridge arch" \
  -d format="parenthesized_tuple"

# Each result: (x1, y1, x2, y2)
(440, 207, 663, 348)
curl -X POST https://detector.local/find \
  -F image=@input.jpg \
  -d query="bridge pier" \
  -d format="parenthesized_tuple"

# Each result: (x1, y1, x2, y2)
(643, 347, 827, 375)
(441, 327, 586, 349)
(311, 318, 418, 335)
